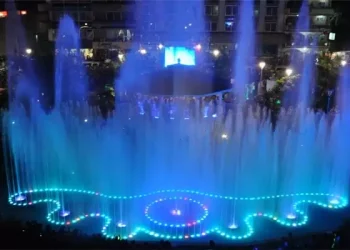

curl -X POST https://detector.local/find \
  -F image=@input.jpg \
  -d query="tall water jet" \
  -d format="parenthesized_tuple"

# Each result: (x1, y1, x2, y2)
(116, 0, 207, 94)
(54, 15, 87, 106)
(233, 0, 255, 100)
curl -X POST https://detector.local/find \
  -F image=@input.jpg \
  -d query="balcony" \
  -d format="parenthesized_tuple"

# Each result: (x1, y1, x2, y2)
(310, 8, 334, 16)
(284, 8, 299, 16)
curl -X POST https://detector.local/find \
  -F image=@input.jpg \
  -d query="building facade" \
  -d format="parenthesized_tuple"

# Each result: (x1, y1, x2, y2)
(33, 0, 335, 59)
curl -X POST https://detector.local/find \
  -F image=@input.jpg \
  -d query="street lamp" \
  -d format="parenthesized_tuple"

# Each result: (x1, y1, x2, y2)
(25, 48, 32, 55)
(259, 61, 266, 70)
(341, 60, 347, 67)
(158, 44, 164, 49)
(258, 61, 266, 85)
(212, 49, 220, 57)
(286, 68, 293, 77)
(118, 53, 124, 61)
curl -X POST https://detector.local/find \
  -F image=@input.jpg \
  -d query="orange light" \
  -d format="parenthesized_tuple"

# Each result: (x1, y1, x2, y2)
(0, 11, 8, 18)
(20, 10, 27, 15)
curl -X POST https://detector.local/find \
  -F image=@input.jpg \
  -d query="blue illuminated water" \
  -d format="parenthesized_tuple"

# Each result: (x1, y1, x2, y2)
(3, 0, 350, 243)
(233, 0, 255, 100)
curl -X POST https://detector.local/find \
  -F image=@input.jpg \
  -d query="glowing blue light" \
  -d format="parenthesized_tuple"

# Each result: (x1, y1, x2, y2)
(171, 209, 181, 216)
(15, 195, 26, 202)
(330, 199, 340, 205)
(164, 47, 195, 67)
(228, 223, 238, 229)
(117, 222, 126, 228)
(59, 210, 70, 217)
(8, 189, 348, 241)
(287, 213, 296, 219)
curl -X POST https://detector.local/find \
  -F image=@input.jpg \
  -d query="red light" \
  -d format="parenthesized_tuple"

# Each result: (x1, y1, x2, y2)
(0, 11, 8, 18)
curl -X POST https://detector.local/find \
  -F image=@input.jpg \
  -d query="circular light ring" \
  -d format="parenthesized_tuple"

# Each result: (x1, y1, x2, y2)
(8, 188, 349, 203)
(144, 197, 208, 228)
(8, 189, 348, 240)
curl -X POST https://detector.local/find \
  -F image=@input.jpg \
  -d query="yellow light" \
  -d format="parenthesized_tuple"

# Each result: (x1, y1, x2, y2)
(0, 11, 8, 18)
(259, 61, 266, 69)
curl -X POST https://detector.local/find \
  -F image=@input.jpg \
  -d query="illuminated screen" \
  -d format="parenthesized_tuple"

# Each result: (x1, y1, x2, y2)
(164, 47, 196, 67)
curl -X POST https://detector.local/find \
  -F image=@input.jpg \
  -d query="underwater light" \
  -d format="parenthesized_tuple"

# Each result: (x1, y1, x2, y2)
(117, 222, 126, 228)
(59, 210, 70, 217)
(171, 209, 181, 216)
(9, 189, 348, 240)
(228, 223, 238, 229)
(15, 195, 26, 202)
(287, 213, 296, 219)
(330, 199, 340, 205)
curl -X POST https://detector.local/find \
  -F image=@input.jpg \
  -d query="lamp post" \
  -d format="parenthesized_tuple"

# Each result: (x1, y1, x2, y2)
(212, 49, 220, 57)
(286, 68, 293, 77)
(25, 48, 32, 55)
(258, 61, 266, 82)
(341, 60, 347, 67)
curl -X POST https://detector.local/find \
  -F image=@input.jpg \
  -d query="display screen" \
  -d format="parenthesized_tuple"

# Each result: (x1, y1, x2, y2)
(164, 47, 196, 67)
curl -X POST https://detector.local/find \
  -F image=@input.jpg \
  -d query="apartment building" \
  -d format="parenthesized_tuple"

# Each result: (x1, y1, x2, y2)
(0, 1, 40, 55)
(35, 0, 335, 58)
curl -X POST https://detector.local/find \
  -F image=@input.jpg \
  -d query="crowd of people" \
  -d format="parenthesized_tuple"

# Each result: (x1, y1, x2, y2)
(0, 216, 349, 249)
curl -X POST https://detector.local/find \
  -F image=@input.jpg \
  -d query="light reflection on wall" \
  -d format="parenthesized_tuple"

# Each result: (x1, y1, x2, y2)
(164, 47, 196, 67)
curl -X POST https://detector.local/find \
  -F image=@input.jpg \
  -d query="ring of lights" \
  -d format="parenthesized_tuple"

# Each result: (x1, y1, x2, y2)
(8, 188, 348, 241)
(144, 197, 208, 228)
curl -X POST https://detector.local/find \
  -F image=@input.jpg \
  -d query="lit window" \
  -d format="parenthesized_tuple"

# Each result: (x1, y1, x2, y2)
(0, 11, 8, 18)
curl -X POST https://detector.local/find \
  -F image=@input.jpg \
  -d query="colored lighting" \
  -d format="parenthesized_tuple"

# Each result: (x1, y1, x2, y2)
(145, 197, 208, 228)
(15, 195, 26, 202)
(171, 209, 181, 216)
(0, 11, 7, 18)
(8, 188, 348, 241)
(330, 199, 340, 205)
(59, 210, 70, 217)
(164, 47, 196, 67)
(287, 213, 296, 219)
(228, 223, 238, 229)
(117, 222, 126, 228)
